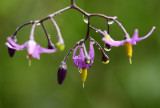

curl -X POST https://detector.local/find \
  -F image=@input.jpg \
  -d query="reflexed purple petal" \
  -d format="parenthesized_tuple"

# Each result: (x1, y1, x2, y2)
(136, 26, 156, 42)
(73, 46, 80, 67)
(132, 29, 138, 41)
(39, 45, 57, 53)
(73, 45, 93, 69)
(102, 37, 125, 46)
(7, 37, 27, 50)
(58, 67, 67, 84)
(5, 42, 14, 49)
(89, 42, 94, 62)
(78, 47, 86, 68)
(73, 46, 78, 57)
(73, 47, 85, 68)
(32, 46, 40, 59)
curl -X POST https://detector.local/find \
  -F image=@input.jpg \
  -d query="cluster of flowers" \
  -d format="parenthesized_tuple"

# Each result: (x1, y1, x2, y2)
(5, 0, 156, 88)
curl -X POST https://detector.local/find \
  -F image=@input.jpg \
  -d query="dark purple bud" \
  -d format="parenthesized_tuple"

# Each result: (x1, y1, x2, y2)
(104, 43, 112, 51)
(102, 53, 110, 64)
(8, 36, 17, 57)
(48, 43, 56, 49)
(8, 47, 16, 57)
(58, 62, 67, 84)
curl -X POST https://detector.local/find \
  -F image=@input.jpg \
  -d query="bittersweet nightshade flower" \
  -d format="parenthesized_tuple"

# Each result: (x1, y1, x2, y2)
(58, 62, 67, 84)
(102, 26, 156, 64)
(5, 23, 57, 66)
(73, 42, 94, 88)
(6, 37, 57, 58)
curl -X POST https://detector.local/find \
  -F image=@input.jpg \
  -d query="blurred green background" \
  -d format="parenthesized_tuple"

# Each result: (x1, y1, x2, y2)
(0, 0, 160, 108)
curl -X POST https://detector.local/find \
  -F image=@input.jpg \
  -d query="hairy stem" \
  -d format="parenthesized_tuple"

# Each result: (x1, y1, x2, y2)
(11, 21, 34, 38)
(63, 44, 78, 62)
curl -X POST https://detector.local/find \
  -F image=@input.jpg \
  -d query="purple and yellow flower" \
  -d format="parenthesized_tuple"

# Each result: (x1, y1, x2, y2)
(6, 37, 57, 60)
(6, 23, 57, 66)
(73, 42, 94, 88)
(102, 26, 156, 64)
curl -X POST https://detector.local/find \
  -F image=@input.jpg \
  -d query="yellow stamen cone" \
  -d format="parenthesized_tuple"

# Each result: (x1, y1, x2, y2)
(81, 68, 87, 88)
(125, 42, 132, 64)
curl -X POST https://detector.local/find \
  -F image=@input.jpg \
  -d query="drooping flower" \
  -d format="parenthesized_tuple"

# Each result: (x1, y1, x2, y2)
(102, 26, 156, 64)
(5, 23, 57, 66)
(73, 42, 94, 88)
(102, 27, 156, 46)
(6, 37, 57, 59)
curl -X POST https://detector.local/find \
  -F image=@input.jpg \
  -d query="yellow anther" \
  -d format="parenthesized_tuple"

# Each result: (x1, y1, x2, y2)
(81, 68, 87, 88)
(85, 58, 91, 64)
(125, 42, 132, 64)
(105, 35, 110, 40)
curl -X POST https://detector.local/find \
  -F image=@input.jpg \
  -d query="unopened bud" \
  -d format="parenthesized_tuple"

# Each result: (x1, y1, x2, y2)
(8, 36, 17, 57)
(56, 42, 65, 51)
(8, 47, 16, 57)
(58, 62, 67, 84)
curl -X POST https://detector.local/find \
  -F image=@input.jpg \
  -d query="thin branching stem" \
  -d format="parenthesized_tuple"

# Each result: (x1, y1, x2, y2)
(41, 22, 52, 44)
(63, 44, 78, 62)
(50, 17, 64, 44)
(10, 0, 129, 42)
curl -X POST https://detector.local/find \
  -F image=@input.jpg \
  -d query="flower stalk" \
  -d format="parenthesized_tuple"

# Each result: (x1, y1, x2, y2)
(6, 0, 156, 87)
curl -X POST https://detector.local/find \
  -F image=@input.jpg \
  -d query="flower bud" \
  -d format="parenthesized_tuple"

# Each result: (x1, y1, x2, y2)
(56, 42, 65, 51)
(8, 47, 16, 57)
(8, 36, 17, 57)
(102, 53, 110, 64)
(58, 62, 67, 84)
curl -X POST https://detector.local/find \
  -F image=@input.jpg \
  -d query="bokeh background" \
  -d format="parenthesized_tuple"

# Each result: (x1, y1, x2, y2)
(0, 0, 160, 108)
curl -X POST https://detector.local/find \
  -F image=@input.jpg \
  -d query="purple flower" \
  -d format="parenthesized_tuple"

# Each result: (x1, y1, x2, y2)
(73, 42, 94, 69)
(73, 42, 94, 88)
(5, 37, 57, 59)
(102, 26, 156, 47)
(102, 26, 155, 64)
